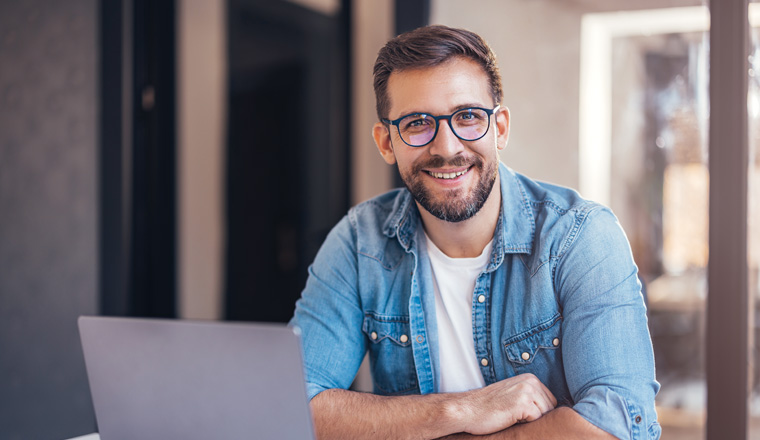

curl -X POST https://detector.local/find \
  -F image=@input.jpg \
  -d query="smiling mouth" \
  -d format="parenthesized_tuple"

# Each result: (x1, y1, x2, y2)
(425, 167, 470, 180)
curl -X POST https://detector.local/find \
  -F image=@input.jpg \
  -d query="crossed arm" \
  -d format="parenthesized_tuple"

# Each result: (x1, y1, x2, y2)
(310, 373, 615, 440)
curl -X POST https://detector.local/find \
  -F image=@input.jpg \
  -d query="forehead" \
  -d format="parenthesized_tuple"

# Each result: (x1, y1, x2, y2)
(386, 57, 492, 118)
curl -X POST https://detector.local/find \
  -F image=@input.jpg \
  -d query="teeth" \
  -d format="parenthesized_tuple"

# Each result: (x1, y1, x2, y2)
(428, 169, 468, 179)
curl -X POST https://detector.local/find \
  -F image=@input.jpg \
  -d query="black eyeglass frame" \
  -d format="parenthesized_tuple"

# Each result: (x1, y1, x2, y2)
(382, 105, 501, 147)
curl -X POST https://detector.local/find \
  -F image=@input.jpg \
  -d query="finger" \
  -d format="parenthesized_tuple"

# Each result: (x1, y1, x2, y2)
(518, 376, 555, 412)
(515, 390, 552, 421)
(521, 403, 544, 423)
(535, 381, 557, 409)
(533, 393, 554, 415)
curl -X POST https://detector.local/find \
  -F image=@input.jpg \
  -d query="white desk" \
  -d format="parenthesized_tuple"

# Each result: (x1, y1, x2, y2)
(67, 434, 99, 440)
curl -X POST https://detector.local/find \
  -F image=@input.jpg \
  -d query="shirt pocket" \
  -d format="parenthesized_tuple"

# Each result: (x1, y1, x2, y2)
(502, 313, 563, 378)
(362, 312, 419, 395)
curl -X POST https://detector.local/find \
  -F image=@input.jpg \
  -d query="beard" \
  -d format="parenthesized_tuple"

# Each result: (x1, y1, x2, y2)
(399, 153, 498, 223)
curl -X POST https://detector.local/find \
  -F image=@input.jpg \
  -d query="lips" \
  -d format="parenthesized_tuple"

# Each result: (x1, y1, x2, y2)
(425, 168, 470, 179)
(413, 156, 480, 183)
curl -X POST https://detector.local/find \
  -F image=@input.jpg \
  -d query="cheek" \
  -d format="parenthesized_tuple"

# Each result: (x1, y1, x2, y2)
(398, 151, 425, 171)
(474, 139, 500, 161)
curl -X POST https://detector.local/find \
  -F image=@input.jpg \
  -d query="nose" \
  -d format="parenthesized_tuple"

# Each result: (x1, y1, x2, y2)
(427, 118, 465, 158)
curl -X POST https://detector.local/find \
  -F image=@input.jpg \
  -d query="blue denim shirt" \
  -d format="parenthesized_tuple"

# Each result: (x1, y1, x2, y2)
(291, 163, 660, 439)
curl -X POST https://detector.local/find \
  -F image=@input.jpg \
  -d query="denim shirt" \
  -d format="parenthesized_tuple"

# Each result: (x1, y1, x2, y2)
(290, 163, 660, 439)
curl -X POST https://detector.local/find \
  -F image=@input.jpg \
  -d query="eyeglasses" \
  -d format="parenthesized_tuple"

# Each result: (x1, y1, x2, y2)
(382, 105, 500, 147)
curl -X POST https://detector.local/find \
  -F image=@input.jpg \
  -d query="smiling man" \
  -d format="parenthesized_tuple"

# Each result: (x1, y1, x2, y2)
(290, 25, 660, 440)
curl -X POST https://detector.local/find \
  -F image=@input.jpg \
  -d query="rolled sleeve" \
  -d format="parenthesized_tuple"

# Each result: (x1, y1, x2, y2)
(555, 207, 661, 439)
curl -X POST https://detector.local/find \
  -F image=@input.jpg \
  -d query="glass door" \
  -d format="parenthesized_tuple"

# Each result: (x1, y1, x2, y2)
(749, 3, 760, 437)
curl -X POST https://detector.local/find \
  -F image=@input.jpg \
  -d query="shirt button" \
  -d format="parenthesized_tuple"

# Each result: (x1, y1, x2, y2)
(635, 415, 642, 424)
(553, 338, 560, 347)
(481, 358, 489, 367)
(416, 335, 425, 343)
(400, 334, 409, 343)
(521, 352, 530, 361)
(477, 294, 485, 303)
(370, 331, 378, 340)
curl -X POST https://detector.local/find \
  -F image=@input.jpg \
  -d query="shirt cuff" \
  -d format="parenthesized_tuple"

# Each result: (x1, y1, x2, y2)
(306, 382, 328, 402)
(573, 387, 659, 439)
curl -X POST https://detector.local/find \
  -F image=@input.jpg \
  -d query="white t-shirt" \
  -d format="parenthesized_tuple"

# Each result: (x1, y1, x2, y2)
(425, 232, 491, 393)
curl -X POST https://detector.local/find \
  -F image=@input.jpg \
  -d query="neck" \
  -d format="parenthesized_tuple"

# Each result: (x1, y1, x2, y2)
(418, 178, 502, 259)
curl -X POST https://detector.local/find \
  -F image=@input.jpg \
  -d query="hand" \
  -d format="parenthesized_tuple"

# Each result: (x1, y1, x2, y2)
(454, 373, 557, 436)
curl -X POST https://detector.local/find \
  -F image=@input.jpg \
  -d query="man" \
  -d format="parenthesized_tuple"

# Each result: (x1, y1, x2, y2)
(290, 25, 659, 439)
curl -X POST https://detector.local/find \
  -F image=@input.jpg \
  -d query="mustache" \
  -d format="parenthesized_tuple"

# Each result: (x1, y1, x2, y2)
(411, 155, 482, 173)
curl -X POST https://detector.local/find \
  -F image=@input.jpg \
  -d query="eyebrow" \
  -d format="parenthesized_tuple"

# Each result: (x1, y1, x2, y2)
(452, 103, 487, 112)
(392, 103, 489, 119)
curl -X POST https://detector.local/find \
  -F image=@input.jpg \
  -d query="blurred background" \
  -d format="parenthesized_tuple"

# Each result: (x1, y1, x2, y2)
(1, 0, 758, 439)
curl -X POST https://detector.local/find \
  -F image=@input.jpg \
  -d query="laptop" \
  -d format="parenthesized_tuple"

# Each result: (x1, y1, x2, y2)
(78, 316, 315, 440)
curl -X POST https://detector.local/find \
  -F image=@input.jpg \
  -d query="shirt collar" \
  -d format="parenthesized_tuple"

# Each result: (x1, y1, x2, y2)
(495, 162, 535, 255)
(382, 188, 418, 251)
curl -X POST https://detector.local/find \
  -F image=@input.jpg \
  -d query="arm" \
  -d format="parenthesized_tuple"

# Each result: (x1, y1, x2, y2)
(438, 407, 615, 440)
(551, 207, 660, 439)
(311, 373, 557, 440)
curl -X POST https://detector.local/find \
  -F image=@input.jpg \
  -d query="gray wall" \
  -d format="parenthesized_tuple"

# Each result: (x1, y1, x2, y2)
(0, 1, 98, 438)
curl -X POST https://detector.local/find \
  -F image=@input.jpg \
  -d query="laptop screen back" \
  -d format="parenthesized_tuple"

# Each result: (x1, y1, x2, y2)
(78, 316, 315, 440)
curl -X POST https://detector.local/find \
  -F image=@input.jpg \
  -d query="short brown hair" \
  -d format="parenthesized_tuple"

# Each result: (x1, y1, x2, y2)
(373, 25, 503, 120)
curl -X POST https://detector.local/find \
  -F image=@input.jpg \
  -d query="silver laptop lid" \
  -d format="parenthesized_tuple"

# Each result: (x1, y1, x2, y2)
(78, 316, 315, 440)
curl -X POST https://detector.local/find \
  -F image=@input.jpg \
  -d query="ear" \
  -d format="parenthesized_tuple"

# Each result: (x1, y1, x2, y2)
(373, 122, 397, 165)
(495, 106, 510, 151)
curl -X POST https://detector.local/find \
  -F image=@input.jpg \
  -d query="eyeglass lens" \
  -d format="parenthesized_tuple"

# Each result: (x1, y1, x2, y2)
(399, 108, 490, 146)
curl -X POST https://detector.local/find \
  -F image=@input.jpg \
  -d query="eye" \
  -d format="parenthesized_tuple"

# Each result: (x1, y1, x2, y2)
(402, 115, 434, 131)
(455, 109, 486, 124)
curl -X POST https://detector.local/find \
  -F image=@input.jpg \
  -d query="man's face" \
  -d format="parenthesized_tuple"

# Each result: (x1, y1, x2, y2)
(373, 57, 510, 223)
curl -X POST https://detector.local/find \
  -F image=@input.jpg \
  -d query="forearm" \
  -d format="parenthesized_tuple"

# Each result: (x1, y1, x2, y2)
(311, 374, 557, 440)
(438, 407, 615, 440)
(311, 388, 465, 440)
